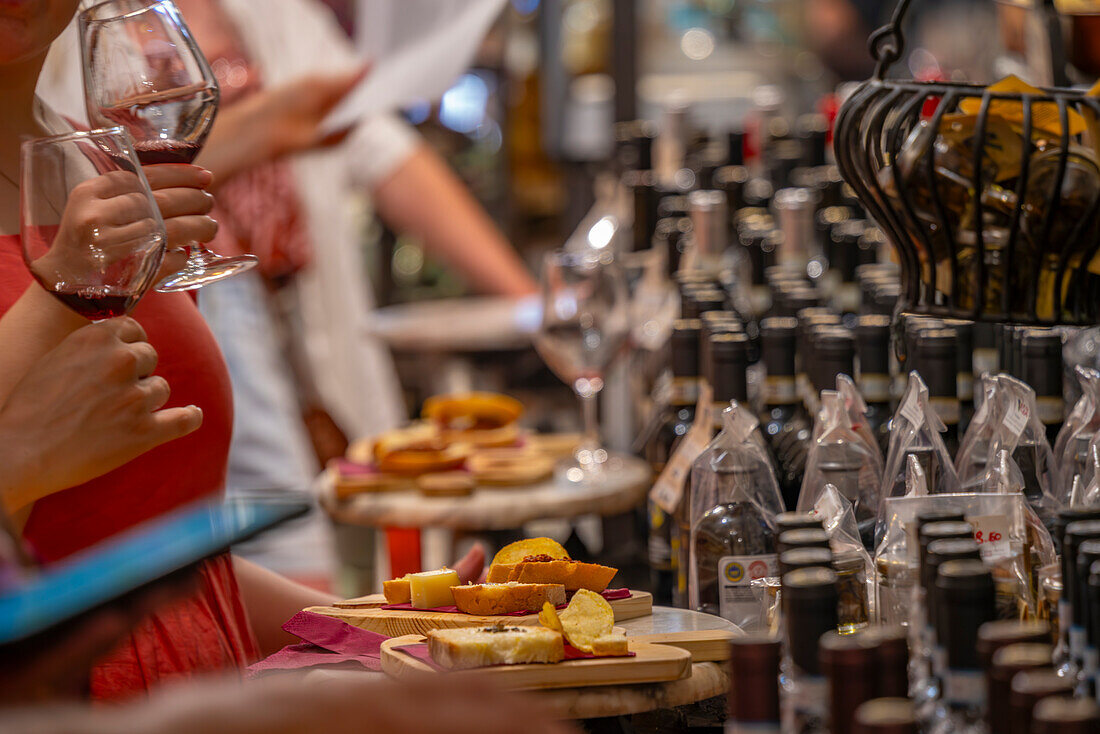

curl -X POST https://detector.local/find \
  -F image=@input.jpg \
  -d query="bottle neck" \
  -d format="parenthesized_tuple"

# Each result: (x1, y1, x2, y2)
(764, 375, 798, 408)
(858, 372, 891, 406)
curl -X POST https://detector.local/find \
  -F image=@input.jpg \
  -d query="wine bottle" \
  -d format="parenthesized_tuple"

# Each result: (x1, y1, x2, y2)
(912, 328, 961, 458)
(1055, 507, 1100, 672)
(781, 567, 839, 733)
(760, 317, 811, 509)
(821, 631, 880, 734)
(1074, 537, 1100, 691)
(861, 625, 911, 699)
(727, 633, 782, 734)
(778, 546, 833, 576)
(1022, 329, 1065, 446)
(809, 325, 856, 402)
(1031, 697, 1100, 733)
(645, 318, 701, 606)
(853, 699, 918, 734)
(1008, 670, 1075, 734)
(943, 319, 975, 438)
(1062, 520, 1100, 680)
(1088, 562, 1100, 703)
(857, 314, 894, 454)
(986, 642, 1054, 734)
(926, 559, 996, 733)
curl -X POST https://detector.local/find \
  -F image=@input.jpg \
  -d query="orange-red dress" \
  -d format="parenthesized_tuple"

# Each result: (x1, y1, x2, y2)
(0, 234, 259, 699)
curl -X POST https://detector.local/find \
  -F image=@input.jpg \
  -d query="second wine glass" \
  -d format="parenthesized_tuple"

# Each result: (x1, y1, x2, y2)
(80, 0, 257, 292)
(534, 249, 631, 482)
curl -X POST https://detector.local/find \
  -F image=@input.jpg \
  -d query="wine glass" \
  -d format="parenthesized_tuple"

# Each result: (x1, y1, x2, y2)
(79, 0, 257, 292)
(534, 249, 631, 481)
(21, 128, 166, 321)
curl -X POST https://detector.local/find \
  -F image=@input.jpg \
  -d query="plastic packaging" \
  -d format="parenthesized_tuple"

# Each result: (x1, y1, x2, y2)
(873, 454, 928, 627)
(880, 372, 960, 513)
(956, 373, 1002, 487)
(836, 374, 886, 477)
(688, 402, 786, 630)
(814, 484, 874, 630)
(1053, 367, 1100, 498)
(798, 391, 884, 549)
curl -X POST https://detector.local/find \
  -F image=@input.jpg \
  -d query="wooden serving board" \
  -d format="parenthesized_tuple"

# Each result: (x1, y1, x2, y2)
(628, 630, 735, 663)
(381, 634, 691, 691)
(310, 591, 652, 637)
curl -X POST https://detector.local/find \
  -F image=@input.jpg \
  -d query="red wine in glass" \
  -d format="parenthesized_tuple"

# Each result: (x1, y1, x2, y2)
(47, 285, 138, 321)
(131, 139, 202, 165)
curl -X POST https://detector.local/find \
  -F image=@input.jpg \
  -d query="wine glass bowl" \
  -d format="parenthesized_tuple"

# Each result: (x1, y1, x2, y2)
(534, 249, 631, 481)
(80, 0, 257, 291)
(20, 128, 167, 321)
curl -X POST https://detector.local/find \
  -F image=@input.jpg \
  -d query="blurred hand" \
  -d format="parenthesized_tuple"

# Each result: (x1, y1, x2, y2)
(452, 543, 486, 584)
(0, 317, 202, 515)
(246, 67, 366, 159)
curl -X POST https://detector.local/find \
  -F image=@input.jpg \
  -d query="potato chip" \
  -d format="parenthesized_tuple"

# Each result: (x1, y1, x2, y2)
(557, 588, 615, 653)
(539, 602, 563, 633)
(490, 537, 570, 567)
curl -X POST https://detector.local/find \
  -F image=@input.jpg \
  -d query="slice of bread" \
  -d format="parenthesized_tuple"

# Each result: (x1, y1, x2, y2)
(451, 582, 566, 615)
(427, 625, 564, 670)
(496, 559, 617, 592)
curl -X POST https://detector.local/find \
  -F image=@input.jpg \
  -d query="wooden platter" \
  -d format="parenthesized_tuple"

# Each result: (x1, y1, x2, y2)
(629, 630, 735, 663)
(309, 591, 653, 637)
(381, 634, 692, 691)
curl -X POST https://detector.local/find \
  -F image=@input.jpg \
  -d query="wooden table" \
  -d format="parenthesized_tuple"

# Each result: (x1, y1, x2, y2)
(320, 454, 651, 531)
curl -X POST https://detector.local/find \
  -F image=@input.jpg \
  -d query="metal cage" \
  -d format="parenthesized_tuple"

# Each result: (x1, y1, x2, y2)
(834, 0, 1100, 326)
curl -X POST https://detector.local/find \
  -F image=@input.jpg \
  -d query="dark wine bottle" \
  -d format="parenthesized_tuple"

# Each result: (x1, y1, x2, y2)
(1073, 536, 1100, 687)
(809, 325, 856, 399)
(857, 314, 894, 454)
(778, 546, 833, 576)
(1008, 670, 1075, 734)
(1031, 697, 1100, 733)
(853, 699, 918, 734)
(781, 567, 839, 733)
(821, 631, 880, 734)
(1022, 329, 1065, 446)
(760, 317, 811, 510)
(861, 625, 910, 699)
(645, 318, 701, 606)
(1062, 520, 1100, 679)
(943, 319, 975, 438)
(986, 642, 1054, 734)
(928, 560, 996, 732)
(728, 633, 782, 733)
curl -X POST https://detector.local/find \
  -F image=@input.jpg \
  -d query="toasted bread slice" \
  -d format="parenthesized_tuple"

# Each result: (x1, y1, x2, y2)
(590, 632, 629, 656)
(451, 582, 566, 616)
(383, 576, 411, 604)
(427, 625, 564, 670)
(507, 560, 618, 592)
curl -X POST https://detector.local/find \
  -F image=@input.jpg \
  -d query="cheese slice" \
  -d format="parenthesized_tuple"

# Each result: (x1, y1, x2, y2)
(409, 568, 460, 608)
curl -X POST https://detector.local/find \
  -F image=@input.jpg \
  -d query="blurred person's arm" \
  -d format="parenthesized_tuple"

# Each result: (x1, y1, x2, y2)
(370, 145, 538, 297)
(0, 674, 578, 734)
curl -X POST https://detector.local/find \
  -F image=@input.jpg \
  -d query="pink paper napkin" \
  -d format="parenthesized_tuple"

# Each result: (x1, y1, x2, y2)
(392, 641, 634, 671)
(381, 588, 633, 614)
(247, 610, 389, 676)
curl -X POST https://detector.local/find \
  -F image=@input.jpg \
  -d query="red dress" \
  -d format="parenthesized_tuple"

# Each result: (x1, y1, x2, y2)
(0, 234, 259, 699)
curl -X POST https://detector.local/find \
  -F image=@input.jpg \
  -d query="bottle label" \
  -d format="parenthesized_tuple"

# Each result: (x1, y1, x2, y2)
(764, 376, 797, 406)
(650, 384, 713, 514)
(1036, 396, 1063, 426)
(858, 373, 891, 403)
(929, 396, 960, 425)
(718, 554, 777, 627)
(943, 669, 984, 707)
(669, 377, 700, 406)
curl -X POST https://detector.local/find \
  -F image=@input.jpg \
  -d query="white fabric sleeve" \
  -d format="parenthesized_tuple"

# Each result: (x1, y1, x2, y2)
(344, 113, 421, 188)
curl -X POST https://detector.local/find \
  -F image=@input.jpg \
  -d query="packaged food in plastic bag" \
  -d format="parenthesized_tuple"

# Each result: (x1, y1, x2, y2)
(880, 372, 960, 508)
(981, 377, 1063, 527)
(688, 401, 786, 630)
(836, 374, 886, 477)
(873, 454, 929, 627)
(956, 373, 1002, 487)
(1054, 367, 1100, 498)
(814, 484, 874, 631)
(798, 390, 884, 549)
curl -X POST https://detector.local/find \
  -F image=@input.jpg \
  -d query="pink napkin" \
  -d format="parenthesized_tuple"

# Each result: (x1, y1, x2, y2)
(391, 641, 634, 671)
(247, 610, 389, 676)
(381, 588, 633, 614)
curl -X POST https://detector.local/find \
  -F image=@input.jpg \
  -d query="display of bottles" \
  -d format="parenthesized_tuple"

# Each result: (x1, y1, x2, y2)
(727, 634, 782, 734)
(1031, 697, 1100, 732)
(760, 317, 811, 509)
(926, 559, 995, 733)
(1009, 669, 1075, 734)
(857, 315, 893, 454)
(1023, 329, 1066, 445)
(645, 318, 701, 606)
(821, 631, 880, 734)
(986, 642, 1055, 734)
(781, 567, 839, 733)
(1062, 520, 1100, 679)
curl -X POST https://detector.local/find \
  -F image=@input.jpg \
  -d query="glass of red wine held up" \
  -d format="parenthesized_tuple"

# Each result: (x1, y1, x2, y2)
(80, 0, 256, 292)
(20, 128, 166, 322)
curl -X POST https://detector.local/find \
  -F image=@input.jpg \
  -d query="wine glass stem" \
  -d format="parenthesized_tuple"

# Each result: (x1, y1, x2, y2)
(575, 376, 603, 455)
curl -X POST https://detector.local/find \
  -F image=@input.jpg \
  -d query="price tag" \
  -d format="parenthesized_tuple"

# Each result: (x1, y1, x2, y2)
(1004, 397, 1030, 439)
(650, 384, 714, 514)
(968, 513, 1010, 549)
